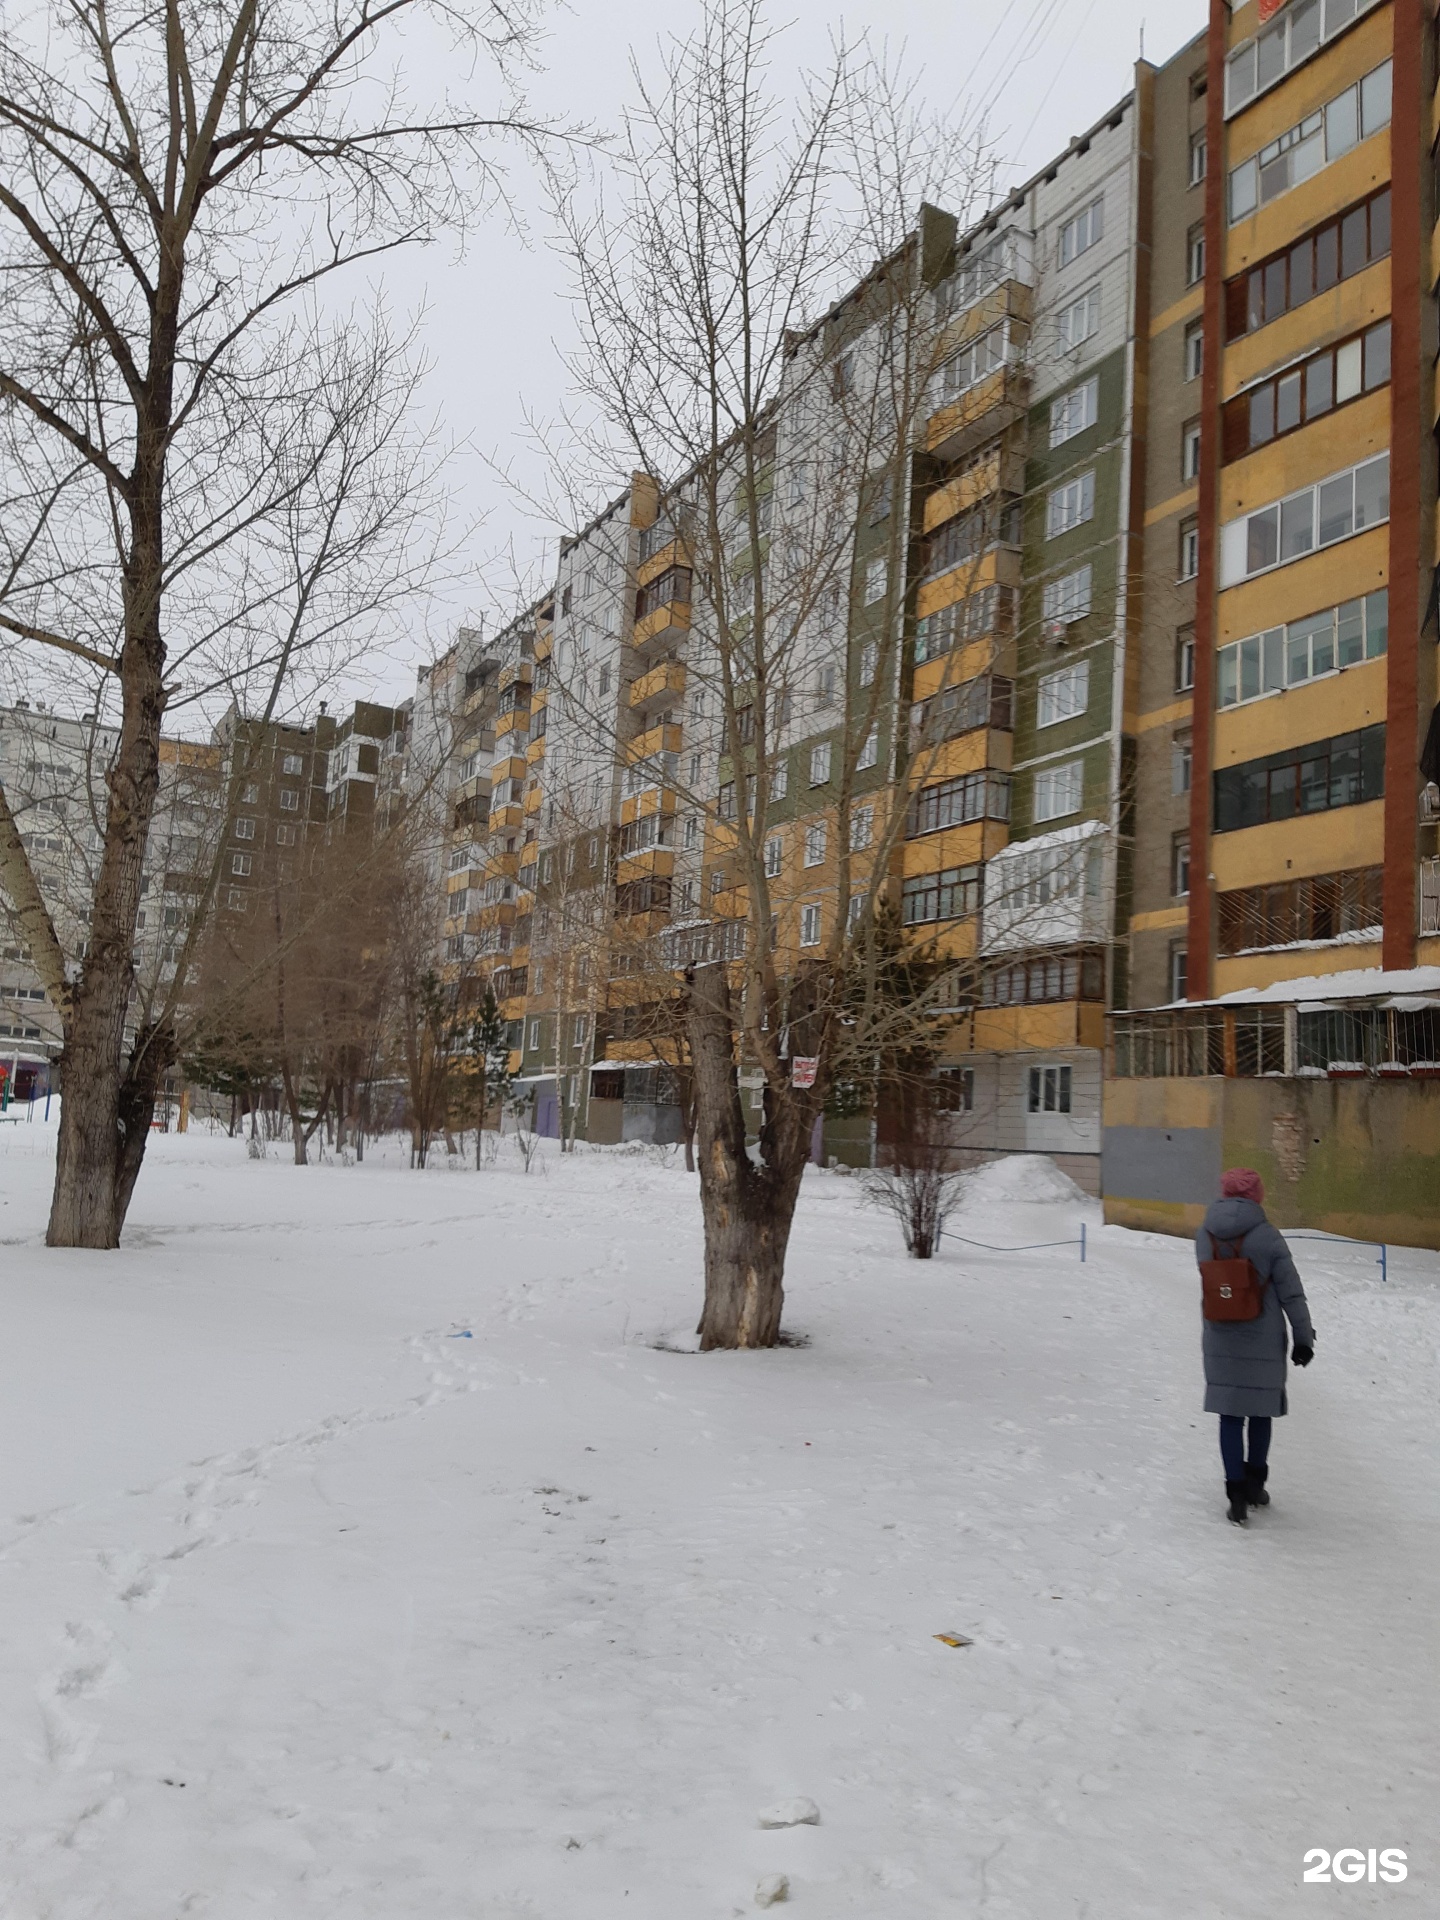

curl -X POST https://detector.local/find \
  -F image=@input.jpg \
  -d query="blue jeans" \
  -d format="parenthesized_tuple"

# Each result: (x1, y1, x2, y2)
(1219, 1414, 1272, 1482)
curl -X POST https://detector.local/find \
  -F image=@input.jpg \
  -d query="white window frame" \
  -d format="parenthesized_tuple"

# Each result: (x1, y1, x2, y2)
(1184, 321, 1204, 382)
(857, 728, 878, 771)
(1033, 760, 1084, 823)
(763, 834, 783, 878)
(1227, 59, 1391, 225)
(1027, 1064, 1073, 1114)
(1041, 565, 1093, 626)
(1224, 0, 1383, 119)
(864, 558, 887, 605)
(1057, 287, 1100, 352)
(1046, 471, 1096, 539)
(1058, 196, 1104, 268)
(1036, 662, 1091, 729)
(849, 805, 873, 851)
(809, 741, 832, 786)
(1049, 377, 1098, 448)
(1219, 454, 1389, 587)
(804, 821, 827, 867)
(800, 903, 822, 947)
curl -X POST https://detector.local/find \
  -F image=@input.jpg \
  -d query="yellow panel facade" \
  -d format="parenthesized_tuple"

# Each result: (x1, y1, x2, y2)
(1224, 131, 1392, 277)
(1214, 938, 1383, 995)
(1219, 389, 1389, 519)
(922, 446, 1025, 532)
(899, 820, 1004, 876)
(914, 549, 1019, 622)
(1216, 525, 1388, 642)
(1212, 656, 1386, 766)
(911, 636, 1009, 699)
(1226, 5, 1393, 165)
(1223, 258, 1391, 397)
(1209, 796, 1384, 889)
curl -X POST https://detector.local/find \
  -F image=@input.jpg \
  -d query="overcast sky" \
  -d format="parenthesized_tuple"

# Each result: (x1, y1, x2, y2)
(370, 0, 1208, 702)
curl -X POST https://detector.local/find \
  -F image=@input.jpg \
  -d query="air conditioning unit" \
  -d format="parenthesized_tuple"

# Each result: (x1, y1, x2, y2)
(1421, 783, 1440, 824)
(1042, 617, 1069, 646)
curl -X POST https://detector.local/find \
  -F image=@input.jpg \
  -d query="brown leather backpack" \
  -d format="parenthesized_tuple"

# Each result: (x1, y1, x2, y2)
(1200, 1233, 1267, 1323)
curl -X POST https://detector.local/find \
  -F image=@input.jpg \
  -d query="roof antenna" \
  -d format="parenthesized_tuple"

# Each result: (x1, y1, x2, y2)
(1139, 22, 1145, 61)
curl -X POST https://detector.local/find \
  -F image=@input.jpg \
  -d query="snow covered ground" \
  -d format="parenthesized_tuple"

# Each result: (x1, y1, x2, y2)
(0, 1110, 1436, 1918)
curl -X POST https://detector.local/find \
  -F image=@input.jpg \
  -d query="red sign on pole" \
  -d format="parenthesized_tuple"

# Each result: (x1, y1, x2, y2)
(790, 1057, 818, 1089)
(1258, 0, 1289, 23)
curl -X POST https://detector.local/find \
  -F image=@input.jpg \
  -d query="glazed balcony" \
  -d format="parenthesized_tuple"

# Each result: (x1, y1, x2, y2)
(627, 720, 684, 762)
(926, 365, 1030, 466)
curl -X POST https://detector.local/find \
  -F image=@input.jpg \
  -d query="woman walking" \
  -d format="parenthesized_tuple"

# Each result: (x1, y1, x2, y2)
(1197, 1169, 1316, 1527)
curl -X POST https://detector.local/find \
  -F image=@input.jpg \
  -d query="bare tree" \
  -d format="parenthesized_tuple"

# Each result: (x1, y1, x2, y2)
(556, 0, 999, 1345)
(0, 0, 555, 1246)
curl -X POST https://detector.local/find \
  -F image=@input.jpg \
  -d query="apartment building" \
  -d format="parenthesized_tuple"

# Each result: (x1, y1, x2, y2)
(1105, 0, 1440, 1248)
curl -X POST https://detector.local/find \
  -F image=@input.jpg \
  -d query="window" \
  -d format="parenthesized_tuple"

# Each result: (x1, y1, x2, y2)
(234, 817, 255, 840)
(540, 851, 553, 883)
(573, 1013, 589, 1050)
(598, 663, 612, 697)
(804, 821, 827, 866)
(275, 822, 296, 847)
(1049, 377, 1099, 448)
(225, 888, 245, 912)
(282, 753, 304, 775)
(1186, 224, 1205, 285)
(1217, 590, 1387, 707)
(1219, 454, 1389, 586)
(857, 728, 879, 771)
(732, 703, 755, 747)
(984, 953, 1104, 1006)
(814, 665, 837, 709)
(935, 1067, 975, 1113)
(1225, 0, 1383, 117)
(717, 781, 736, 820)
(849, 805, 873, 851)
(1226, 188, 1390, 340)
(907, 771, 1011, 836)
(936, 227, 1034, 317)
(935, 323, 1012, 404)
(709, 868, 725, 895)
(683, 814, 699, 849)
(1179, 518, 1200, 580)
(1169, 946, 1189, 1001)
(864, 558, 887, 605)
(1042, 565, 1093, 626)
(1175, 626, 1196, 692)
(1212, 724, 1385, 832)
(528, 1018, 541, 1050)
(921, 499, 1019, 577)
(809, 742, 832, 786)
(1227, 60, 1391, 224)
(587, 834, 600, 868)
(912, 673, 1013, 746)
(279, 788, 299, 811)
(859, 641, 877, 686)
(1028, 1065, 1072, 1114)
(1218, 864, 1383, 954)
(1037, 662, 1090, 728)
(868, 476, 893, 524)
(764, 834, 783, 877)
(1172, 731, 1192, 795)
(1033, 760, 1084, 822)
(687, 752, 702, 787)
(1046, 471, 1095, 538)
(1184, 321, 1204, 381)
(1182, 420, 1202, 481)
(634, 566, 692, 622)
(1058, 196, 1104, 266)
(832, 351, 855, 398)
(914, 584, 1009, 662)
(230, 853, 252, 877)
(561, 585, 572, 614)
(1172, 833, 1191, 898)
(1057, 287, 1100, 350)
(1189, 131, 1207, 185)
(772, 758, 789, 800)
(901, 863, 982, 925)
(848, 892, 867, 931)
(240, 782, 259, 803)
(800, 903, 822, 946)
(1223, 321, 1391, 461)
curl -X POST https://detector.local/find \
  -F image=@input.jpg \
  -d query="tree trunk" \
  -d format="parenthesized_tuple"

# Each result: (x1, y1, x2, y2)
(686, 965, 809, 1350)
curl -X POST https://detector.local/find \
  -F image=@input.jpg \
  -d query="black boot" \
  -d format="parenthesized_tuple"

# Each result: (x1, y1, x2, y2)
(1225, 1480, 1249, 1527)
(1245, 1463, 1270, 1507)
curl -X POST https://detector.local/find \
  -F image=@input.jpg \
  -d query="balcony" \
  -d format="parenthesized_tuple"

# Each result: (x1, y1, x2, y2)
(630, 658, 687, 714)
(923, 443, 1027, 534)
(489, 753, 528, 787)
(497, 660, 533, 699)
(627, 720, 683, 762)
(926, 365, 1030, 465)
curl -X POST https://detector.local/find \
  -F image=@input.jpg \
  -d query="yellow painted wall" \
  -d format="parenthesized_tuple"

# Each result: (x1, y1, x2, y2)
(912, 637, 1013, 699)
(899, 819, 1006, 876)
(1216, 525, 1388, 642)
(1210, 796, 1384, 889)
(1104, 1075, 1223, 1130)
(1212, 654, 1387, 765)
(1219, 388, 1389, 519)
(632, 603, 691, 648)
(908, 729, 1013, 784)
(923, 447, 1025, 532)
(1225, 132, 1392, 278)
(1213, 939, 1384, 995)
(914, 548, 1019, 622)
(1227, 6, 1392, 160)
(636, 538, 688, 588)
(1130, 904, 1189, 934)
(1223, 259, 1391, 397)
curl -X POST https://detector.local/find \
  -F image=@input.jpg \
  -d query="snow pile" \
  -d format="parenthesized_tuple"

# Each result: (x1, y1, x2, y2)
(0, 1123, 1435, 1917)
(961, 1150, 1090, 1207)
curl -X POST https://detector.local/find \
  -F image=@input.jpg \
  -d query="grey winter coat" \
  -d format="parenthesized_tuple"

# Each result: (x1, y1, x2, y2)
(1195, 1197, 1316, 1418)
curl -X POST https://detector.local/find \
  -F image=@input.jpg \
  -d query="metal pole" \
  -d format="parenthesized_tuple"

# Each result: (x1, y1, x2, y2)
(1080, 1221, 1087, 1263)
(1380, 1243, 1387, 1284)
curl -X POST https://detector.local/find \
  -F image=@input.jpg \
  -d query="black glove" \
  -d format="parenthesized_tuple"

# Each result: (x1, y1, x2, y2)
(1292, 1342, 1314, 1367)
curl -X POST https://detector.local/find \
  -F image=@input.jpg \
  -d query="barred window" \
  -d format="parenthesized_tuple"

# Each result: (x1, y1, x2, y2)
(1218, 865, 1383, 954)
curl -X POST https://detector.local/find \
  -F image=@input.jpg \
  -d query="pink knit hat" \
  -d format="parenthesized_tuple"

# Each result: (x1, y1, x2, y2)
(1220, 1168, 1265, 1203)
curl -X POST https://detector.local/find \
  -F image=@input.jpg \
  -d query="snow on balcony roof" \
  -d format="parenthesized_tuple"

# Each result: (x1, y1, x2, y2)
(985, 817, 1106, 864)
(1151, 965, 1440, 1011)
